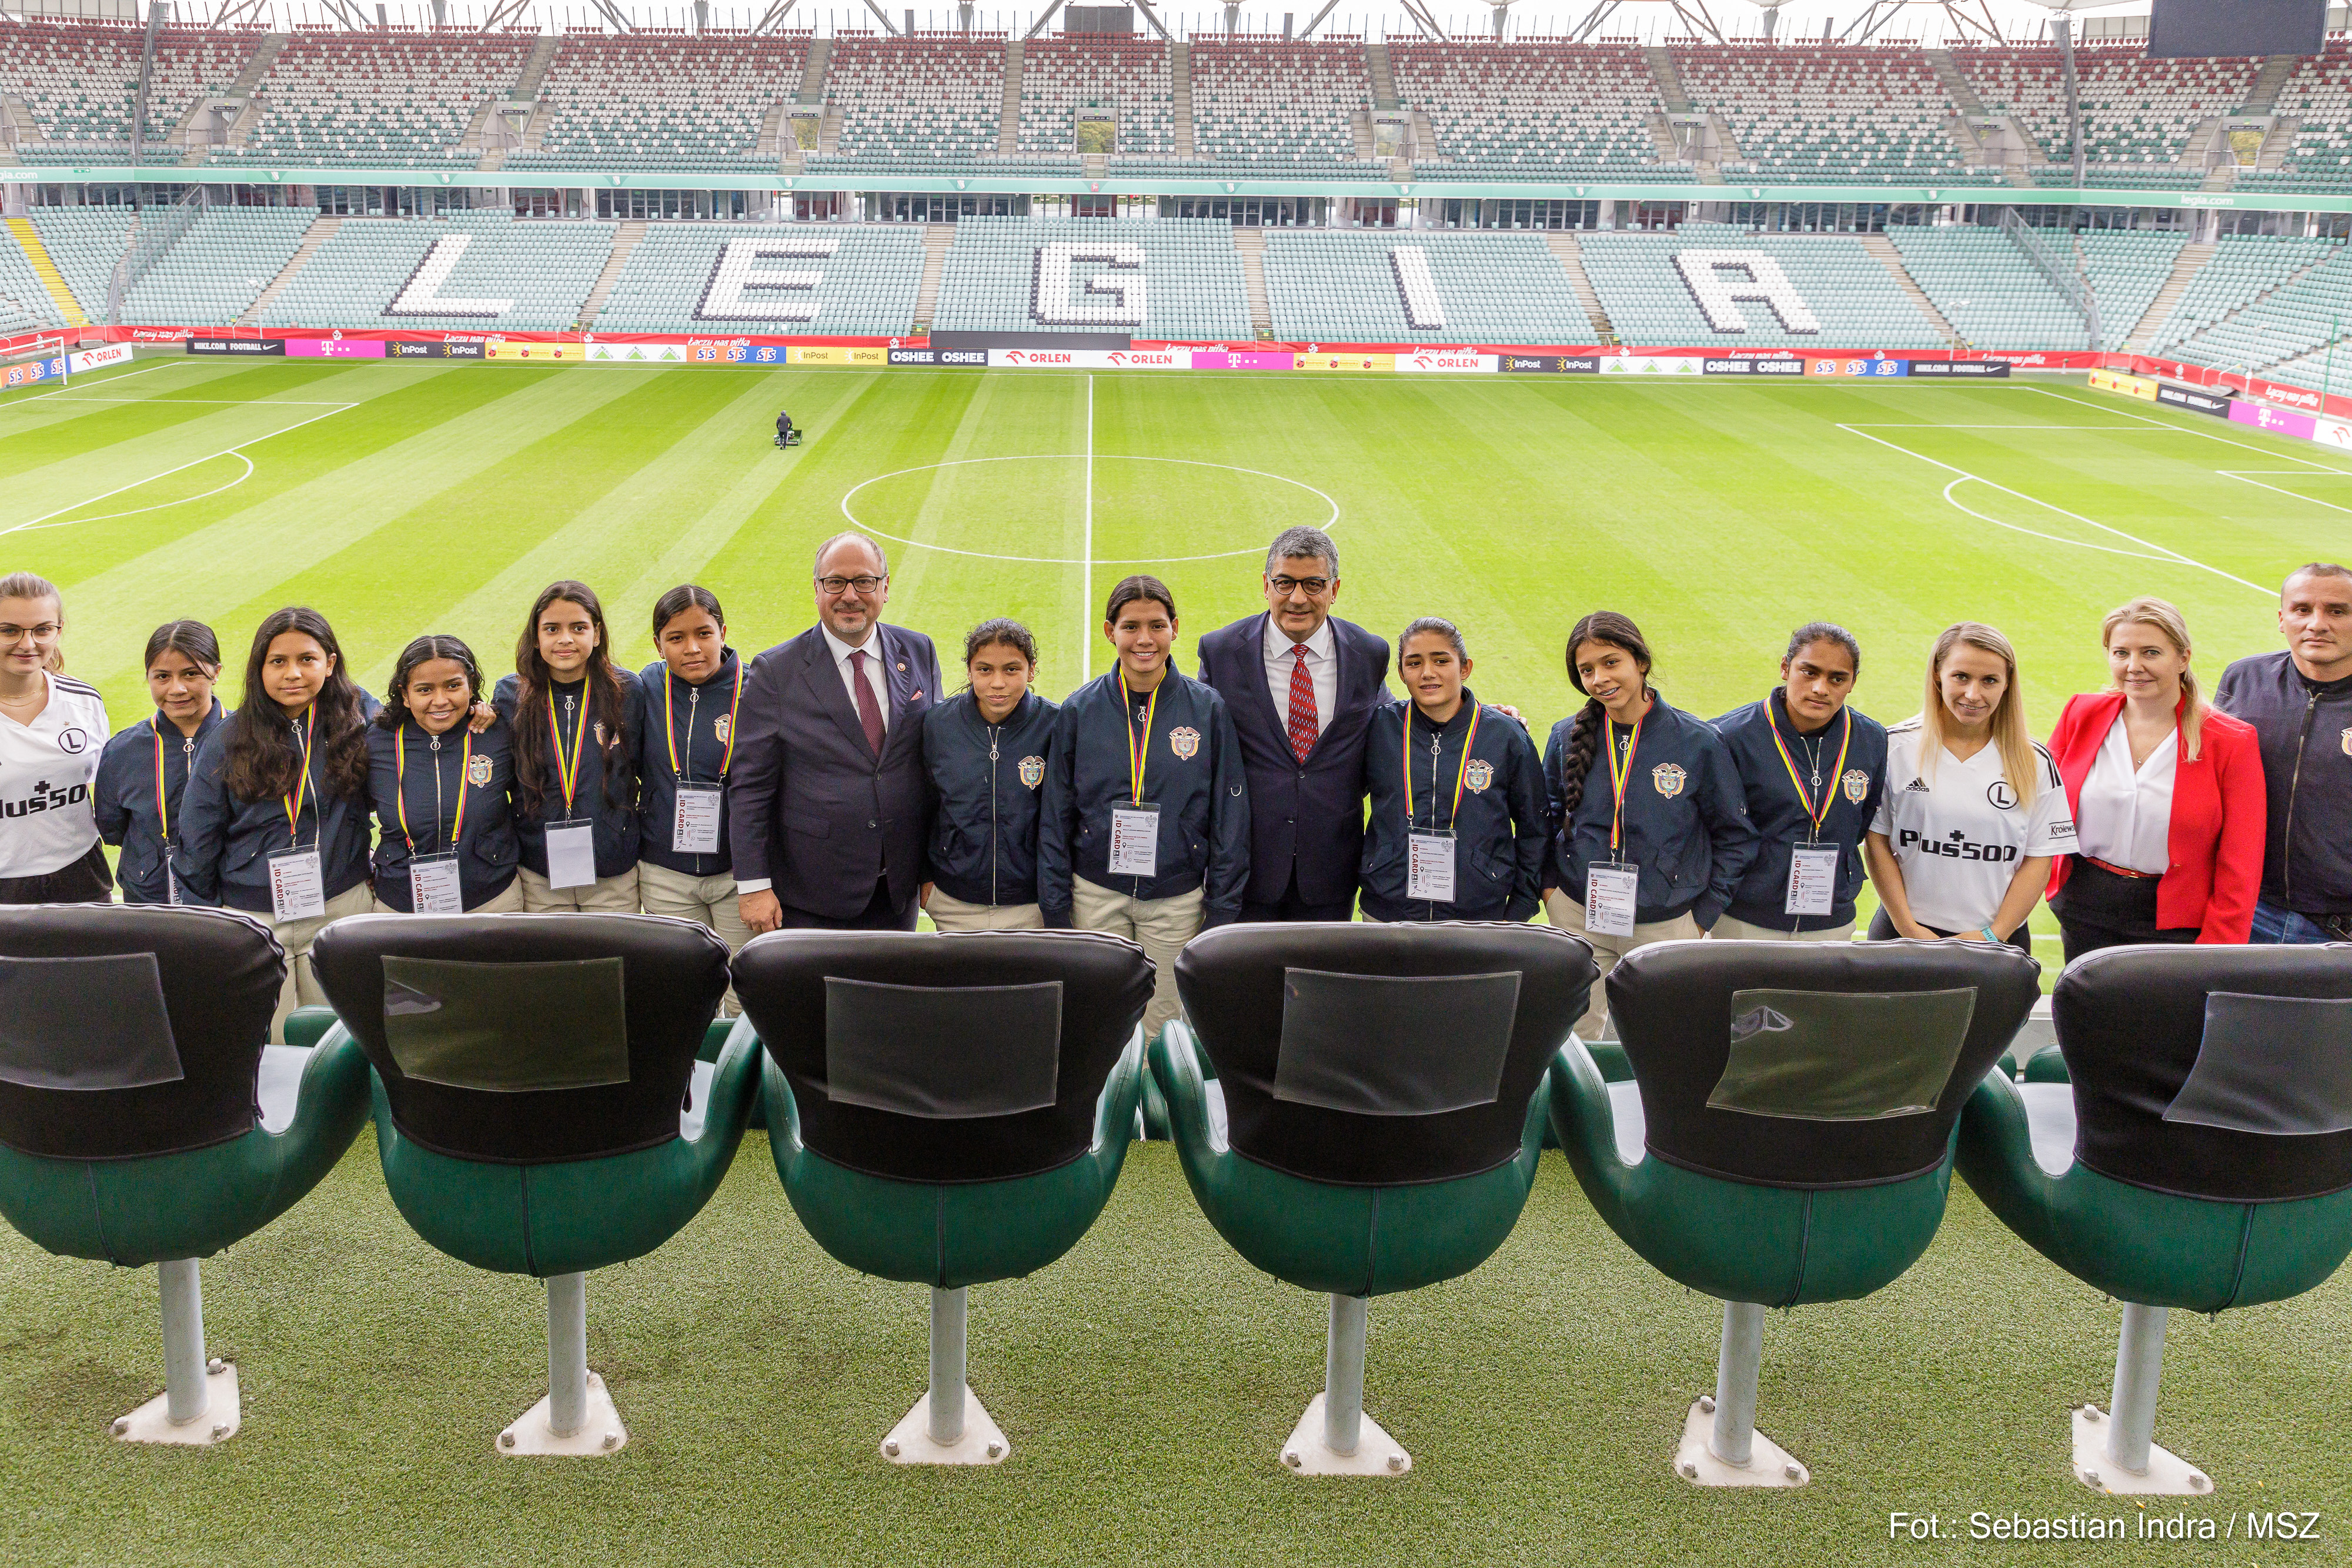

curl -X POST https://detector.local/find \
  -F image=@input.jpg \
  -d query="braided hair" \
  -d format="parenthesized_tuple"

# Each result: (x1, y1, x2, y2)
(1556, 611, 1654, 819)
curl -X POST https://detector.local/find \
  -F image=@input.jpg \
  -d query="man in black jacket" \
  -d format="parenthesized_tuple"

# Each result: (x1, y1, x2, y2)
(730, 532, 940, 932)
(2214, 561, 2352, 943)
(1195, 526, 1390, 921)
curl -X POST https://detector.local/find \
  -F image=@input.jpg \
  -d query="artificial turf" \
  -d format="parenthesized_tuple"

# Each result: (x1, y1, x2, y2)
(1, 1132, 2346, 1566)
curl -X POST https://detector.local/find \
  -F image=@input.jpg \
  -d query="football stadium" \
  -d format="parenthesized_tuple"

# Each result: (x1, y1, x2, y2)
(4, 0, 2352, 1562)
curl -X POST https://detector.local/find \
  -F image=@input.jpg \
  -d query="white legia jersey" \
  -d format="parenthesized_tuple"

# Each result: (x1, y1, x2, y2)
(1870, 720, 2074, 933)
(0, 672, 109, 879)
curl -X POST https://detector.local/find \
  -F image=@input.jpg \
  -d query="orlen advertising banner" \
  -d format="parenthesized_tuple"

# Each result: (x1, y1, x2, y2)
(984, 347, 1185, 370)
(2231, 400, 2317, 440)
(2087, 368, 2159, 400)
(69, 344, 132, 372)
(2314, 415, 2352, 454)
(1398, 350, 1498, 374)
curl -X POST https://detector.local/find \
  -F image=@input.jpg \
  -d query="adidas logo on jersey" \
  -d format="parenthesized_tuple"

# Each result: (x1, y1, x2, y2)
(1905, 777, 1932, 792)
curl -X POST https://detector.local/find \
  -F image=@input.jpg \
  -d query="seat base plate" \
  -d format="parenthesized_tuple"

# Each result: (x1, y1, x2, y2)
(1674, 1400, 1809, 1487)
(2072, 1406, 2212, 1495)
(881, 1386, 1008, 1465)
(113, 1364, 240, 1446)
(497, 1373, 627, 1457)
(1280, 1394, 1412, 1477)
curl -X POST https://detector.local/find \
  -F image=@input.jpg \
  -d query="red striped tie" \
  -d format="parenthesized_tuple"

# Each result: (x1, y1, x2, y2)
(1285, 644, 1317, 764)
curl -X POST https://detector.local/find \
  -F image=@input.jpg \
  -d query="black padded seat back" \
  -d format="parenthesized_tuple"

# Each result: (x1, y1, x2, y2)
(0, 905, 283, 1161)
(1175, 921, 1596, 1185)
(1611, 938, 2039, 1189)
(310, 913, 728, 1165)
(2057, 945, 2352, 1203)
(732, 928, 1154, 1183)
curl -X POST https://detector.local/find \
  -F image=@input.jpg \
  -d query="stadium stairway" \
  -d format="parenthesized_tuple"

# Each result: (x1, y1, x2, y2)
(2241, 54, 2300, 116)
(2124, 240, 2214, 352)
(2, 218, 87, 329)
(1170, 40, 1194, 157)
(1859, 233, 1963, 349)
(912, 223, 953, 334)
(1232, 227, 1272, 338)
(237, 214, 340, 327)
(997, 41, 1023, 157)
(1545, 232, 1613, 343)
(576, 220, 647, 329)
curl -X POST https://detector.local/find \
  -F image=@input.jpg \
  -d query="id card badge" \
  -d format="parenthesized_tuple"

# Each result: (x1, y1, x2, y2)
(1585, 863, 1639, 938)
(1407, 831, 1456, 903)
(544, 820, 599, 890)
(267, 847, 326, 922)
(673, 784, 724, 855)
(1108, 804, 1160, 878)
(409, 852, 463, 915)
(1785, 844, 1841, 918)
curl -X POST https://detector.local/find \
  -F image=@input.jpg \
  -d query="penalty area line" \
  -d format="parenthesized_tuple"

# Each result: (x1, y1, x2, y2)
(1838, 422, 2273, 597)
(0, 402, 357, 538)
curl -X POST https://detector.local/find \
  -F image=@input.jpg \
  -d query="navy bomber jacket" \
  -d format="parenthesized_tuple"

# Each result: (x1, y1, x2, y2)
(1038, 669, 1251, 927)
(634, 651, 746, 880)
(1542, 694, 1758, 930)
(493, 670, 644, 881)
(366, 717, 522, 912)
(1359, 691, 1546, 923)
(2214, 650, 2352, 917)
(1710, 690, 1889, 933)
(94, 700, 226, 905)
(922, 688, 1059, 909)
(173, 695, 383, 914)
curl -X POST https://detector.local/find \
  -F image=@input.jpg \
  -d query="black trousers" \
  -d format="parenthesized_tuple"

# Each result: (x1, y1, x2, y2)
(2052, 861, 2198, 965)
(1239, 863, 1357, 924)
(0, 841, 113, 905)
(1866, 905, 2033, 958)
(779, 877, 917, 932)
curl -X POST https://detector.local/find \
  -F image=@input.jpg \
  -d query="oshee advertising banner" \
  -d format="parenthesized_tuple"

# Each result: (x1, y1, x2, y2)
(889, 348, 989, 366)
(1702, 357, 1803, 377)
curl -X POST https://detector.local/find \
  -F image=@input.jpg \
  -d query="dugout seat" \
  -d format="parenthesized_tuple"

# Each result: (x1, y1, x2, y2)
(734, 928, 1152, 1464)
(1549, 938, 2039, 1486)
(1151, 921, 1596, 1476)
(1956, 945, 2352, 1495)
(0, 905, 370, 1445)
(310, 912, 757, 1457)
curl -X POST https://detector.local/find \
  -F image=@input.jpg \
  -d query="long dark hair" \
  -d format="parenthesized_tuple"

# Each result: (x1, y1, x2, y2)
(510, 580, 631, 820)
(1556, 610, 1654, 820)
(377, 635, 483, 731)
(222, 607, 371, 803)
(143, 619, 221, 674)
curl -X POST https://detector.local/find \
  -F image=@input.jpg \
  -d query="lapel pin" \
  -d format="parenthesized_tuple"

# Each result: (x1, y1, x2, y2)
(896, 661, 907, 673)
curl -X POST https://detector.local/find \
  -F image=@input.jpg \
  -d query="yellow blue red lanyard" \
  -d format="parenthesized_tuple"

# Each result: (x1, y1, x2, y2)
(1404, 704, 1480, 833)
(282, 710, 316, 847)
(396, 726, 473, 853)
(1120, 671, 1159, 804)
(548, 694, 590, 816)
(664, 664, 744, 782)
(1766, 703, 1852, 845)
(1603, 713, 1643, 860)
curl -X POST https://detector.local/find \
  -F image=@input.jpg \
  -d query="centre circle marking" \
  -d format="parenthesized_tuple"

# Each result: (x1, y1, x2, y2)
(839, 454, 1341, 564)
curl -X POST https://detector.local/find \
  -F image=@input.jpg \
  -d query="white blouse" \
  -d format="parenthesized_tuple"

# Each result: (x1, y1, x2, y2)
(2073, 717, 2175, 876)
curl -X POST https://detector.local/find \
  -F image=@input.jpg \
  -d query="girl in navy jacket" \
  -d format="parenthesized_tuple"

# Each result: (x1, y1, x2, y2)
(367, 635, 522, 914)
(1541, 610, 1756, 1038)
(1360, 617, 1546, 924)
(174, 607, 381, 1042)
(1040, 576, 1250, 1040)
(95, 620, 225, 905)
(635, 585, 749, 961)
(921, 618, 1058, 929)
(493, 579, 642, 912)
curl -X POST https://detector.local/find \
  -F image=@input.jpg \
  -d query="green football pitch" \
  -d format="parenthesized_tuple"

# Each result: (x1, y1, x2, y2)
(2, 357, 2348, 1566)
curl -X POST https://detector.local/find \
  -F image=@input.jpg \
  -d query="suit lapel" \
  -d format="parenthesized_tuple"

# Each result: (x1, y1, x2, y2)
(1240, 613, 1290, 748)
(798, 631, 873, 757)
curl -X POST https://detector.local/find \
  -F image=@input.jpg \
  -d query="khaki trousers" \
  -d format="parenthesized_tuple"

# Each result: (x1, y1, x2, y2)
(1542, 890, 1702, 1041)
(266, 881, 375, 1045)
(638, 860, 751, 1014)
(1710, 913, 1856, 944)
(370, 877, 526, 918)
(518, 864, 640, 913)
(924, 887, 1046, 932)
(1072, 876, 1204, 1041)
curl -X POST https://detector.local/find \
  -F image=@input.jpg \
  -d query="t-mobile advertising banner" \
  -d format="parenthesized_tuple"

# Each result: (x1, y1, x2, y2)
(287, 337, 386, 359)
(2230, 400, 2316, 440)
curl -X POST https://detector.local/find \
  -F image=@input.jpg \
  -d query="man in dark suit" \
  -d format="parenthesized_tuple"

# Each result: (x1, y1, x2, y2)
(1195, 525, 1389, 922)
(732, 531, 941, 932)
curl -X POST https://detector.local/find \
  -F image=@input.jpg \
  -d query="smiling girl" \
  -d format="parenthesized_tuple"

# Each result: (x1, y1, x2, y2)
(0, 572, 111, 905)
(367, 635, 522, 915)
(176, 607, 379, 1039)
(634, 585, 747, 959)
(920, 618, 1058, 931)
(95, 621, 225, 905)
(495, 580, 643, 913)
(1865, 622, 2072, 953)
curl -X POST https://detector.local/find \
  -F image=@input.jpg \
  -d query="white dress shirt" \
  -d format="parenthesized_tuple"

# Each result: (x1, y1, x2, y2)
(1262, 616, 1337, 740)
(2074, 715, 2176, 876)
(822, 623, 889, 737)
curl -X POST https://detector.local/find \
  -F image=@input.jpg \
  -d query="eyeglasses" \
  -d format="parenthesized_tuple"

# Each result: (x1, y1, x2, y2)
(0, 624, 61, 642)
(1268, 576, 1332, 597)
(816, 575, 887, 596)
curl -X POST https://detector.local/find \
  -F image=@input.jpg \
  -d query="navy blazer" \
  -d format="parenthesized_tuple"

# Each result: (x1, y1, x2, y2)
(728, 621, 940, 920)
(94, 701, 226, 904)
(1195, 611, 1391, 907)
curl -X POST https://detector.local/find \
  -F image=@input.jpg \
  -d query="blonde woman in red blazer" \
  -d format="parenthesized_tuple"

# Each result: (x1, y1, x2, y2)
(2046, 597, 2266, 959)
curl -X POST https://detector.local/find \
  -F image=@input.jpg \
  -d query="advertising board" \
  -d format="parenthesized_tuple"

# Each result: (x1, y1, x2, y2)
(2156, 381, 2233, 417)
(1599, 355, 1703, 376)
(2087, 367, 2158, 399)
(2231, 400, 2317, 439)
(1399, 350, 1497, 374)
(889, 348, 989, 366)
(1909, 359, 2011, 379)
(1804, 357, 1908, 378)
(186, 337, 285, 356)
